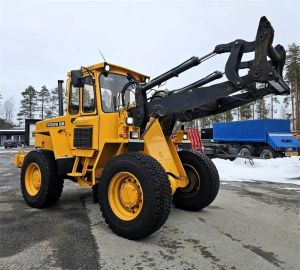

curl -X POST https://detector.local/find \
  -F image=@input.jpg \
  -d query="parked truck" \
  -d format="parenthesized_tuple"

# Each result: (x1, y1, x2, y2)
(202, 119, 300, 159)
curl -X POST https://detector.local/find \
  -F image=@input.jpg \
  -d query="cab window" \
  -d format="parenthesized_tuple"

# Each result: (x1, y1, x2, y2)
(100, 73, 131, 113)
(69, 84, 80, 114)
(83, 76, 95, 113)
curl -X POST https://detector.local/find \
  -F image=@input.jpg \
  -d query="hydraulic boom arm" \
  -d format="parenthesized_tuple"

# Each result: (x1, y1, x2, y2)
(124, 17, 290, 132)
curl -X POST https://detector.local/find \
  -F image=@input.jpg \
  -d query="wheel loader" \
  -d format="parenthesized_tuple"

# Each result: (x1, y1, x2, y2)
(15, 17, 290, 239)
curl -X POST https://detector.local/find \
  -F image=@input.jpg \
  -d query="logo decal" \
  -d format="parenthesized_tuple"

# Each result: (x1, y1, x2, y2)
(46, 121, 65, 127)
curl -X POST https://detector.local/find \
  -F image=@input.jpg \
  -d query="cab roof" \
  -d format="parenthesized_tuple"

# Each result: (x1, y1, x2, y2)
(67, 62, 149, 82)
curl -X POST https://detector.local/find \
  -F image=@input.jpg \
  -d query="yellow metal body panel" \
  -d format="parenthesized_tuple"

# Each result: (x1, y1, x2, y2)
(16, 62, 188, 192)
(144, 119, 188, 193)
(14, 150, 26, 168)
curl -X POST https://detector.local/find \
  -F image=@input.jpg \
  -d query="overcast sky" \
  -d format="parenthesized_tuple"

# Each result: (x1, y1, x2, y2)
(0, 0, 299, 111)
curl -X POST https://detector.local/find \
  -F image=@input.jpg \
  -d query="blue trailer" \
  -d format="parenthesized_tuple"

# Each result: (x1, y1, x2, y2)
(211, 119, 300, 158)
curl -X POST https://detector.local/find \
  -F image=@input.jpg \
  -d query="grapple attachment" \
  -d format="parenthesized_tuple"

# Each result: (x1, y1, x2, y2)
(215, 16, 288, 93)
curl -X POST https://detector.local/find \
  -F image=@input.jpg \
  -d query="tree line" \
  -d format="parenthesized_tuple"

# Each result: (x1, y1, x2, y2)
(16, 85, 65, 126)
(187, 94, 278, 129)
(0, 85, 65, 128)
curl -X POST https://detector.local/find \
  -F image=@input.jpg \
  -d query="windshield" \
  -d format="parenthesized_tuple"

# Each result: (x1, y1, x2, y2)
(100, 73, 131, 113)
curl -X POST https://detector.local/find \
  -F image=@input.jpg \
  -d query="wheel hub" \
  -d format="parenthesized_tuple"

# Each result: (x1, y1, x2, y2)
(32, 170, 41, 189)
(180, 164, 200, 196)
(108, 172, 143, 221)
(119, 179, 141, 209)
(25, 162, 41, 196)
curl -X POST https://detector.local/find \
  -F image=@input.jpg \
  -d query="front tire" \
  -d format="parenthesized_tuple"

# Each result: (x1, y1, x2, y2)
(21, 150, 64, 208)
(98, 152, 172, 240)
(173, 150, 220, 211)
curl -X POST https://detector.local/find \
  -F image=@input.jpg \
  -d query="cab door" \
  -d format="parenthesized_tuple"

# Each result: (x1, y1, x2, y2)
(72, 75, 99, 150)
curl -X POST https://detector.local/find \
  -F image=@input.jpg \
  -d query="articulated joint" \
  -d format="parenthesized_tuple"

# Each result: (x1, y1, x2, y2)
(168, 174, 189, 194)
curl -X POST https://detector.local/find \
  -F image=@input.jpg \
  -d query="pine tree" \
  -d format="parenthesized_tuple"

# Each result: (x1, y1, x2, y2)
(284, 43, 300, 130)
(17, 86, 38, 123)
(3, 96, 14, 123)
(47, 87, 66, 118)
(37, 85, 50, 119)
(49, 87, 59, 117)
(233, 107, 240, 121)
(251, 102, 255, 119)
(269, 95, 280, 119)
(199, 117, 211, 128)
(223, 110, 233, 122)
(255, 98, 268, 119)
(240, 104, 252, 120)
(210, 114, 223, 125)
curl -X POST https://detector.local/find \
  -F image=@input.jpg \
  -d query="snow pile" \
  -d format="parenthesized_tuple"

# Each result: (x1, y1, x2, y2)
(212, 156, 300, 185)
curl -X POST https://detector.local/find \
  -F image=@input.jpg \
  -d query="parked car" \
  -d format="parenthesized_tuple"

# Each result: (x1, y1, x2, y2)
(4, 140, 22, 148)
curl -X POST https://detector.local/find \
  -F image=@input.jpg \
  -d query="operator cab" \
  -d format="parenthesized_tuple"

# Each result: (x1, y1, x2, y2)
(69, 63, 149, 115)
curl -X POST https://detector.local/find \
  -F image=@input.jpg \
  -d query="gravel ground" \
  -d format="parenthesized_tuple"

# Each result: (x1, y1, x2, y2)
(0, 150, 299, 270)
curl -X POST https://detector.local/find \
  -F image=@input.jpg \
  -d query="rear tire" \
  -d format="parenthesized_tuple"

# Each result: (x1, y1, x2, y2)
(98, 152, 172, 239)
(173, 150, 220, 211)
(238, 145, 255, 157)
(21, 150, 64, 208)
(259, 146, 276, 159)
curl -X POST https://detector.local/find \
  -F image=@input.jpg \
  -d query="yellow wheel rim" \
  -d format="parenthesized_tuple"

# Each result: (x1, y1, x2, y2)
(25, 162, 42, 196)
(108, 172, 143, 221)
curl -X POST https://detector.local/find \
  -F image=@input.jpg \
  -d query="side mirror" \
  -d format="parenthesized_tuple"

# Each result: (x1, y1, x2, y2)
(71, 70, 84, 87)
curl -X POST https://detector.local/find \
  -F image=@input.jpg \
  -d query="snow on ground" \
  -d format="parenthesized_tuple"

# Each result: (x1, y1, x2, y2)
(0, 147, 23, 153)
(1, 146, 299, 185)
(213, 156, 300, 185)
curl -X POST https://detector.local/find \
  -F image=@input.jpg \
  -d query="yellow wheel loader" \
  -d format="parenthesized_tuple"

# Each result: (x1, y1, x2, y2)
(15, 17, 290, 239)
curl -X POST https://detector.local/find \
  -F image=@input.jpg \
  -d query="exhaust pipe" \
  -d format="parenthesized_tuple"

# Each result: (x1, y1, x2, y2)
(58, 80, 64, 116)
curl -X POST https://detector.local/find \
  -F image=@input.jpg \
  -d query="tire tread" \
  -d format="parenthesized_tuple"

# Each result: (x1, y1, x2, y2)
(21, 150, 64, 208)
(99, 152, 172, 239)
(174, 150, 220, 210)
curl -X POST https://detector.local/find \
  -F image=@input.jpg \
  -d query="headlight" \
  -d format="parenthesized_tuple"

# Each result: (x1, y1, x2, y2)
(183, 134, 188, 140)
(145, 78, 150, 83)
(126, 117, 134, 125)
(130, 132, 139, 139)
(104, 64, 110, 71)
